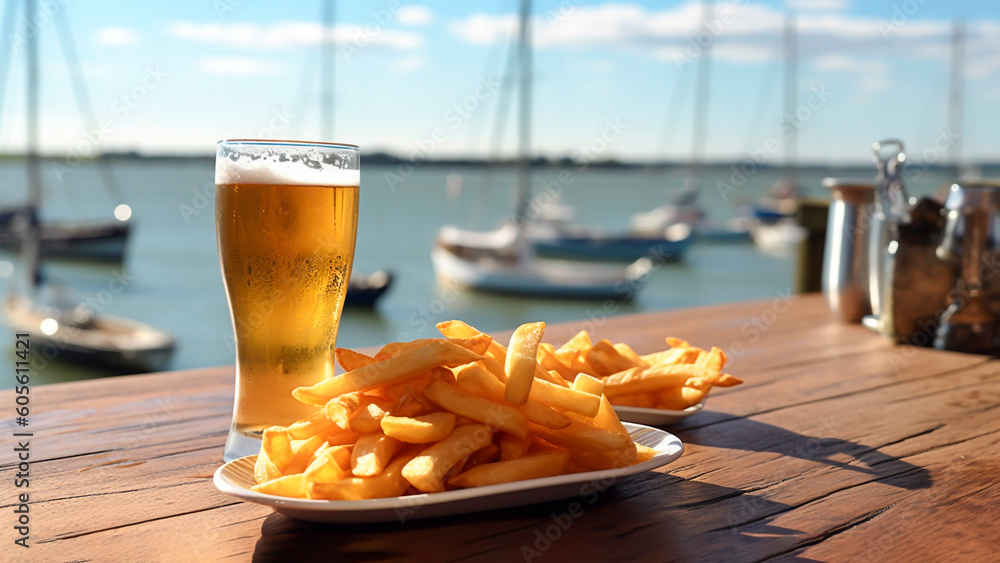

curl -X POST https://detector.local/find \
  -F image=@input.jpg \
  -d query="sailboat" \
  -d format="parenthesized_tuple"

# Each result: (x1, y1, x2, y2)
(311, 0, 393, 307)
(0, 206, 130, 261)
(0, 1, 130, 262)
(431, 0, 652, 300)
(630, 0, 750, 244)
(748, 14, 807, 254)
(1, 0, 174, 373)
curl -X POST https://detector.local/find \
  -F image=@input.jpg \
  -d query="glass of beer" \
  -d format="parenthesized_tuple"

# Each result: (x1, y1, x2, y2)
(216, 140, 360, 461)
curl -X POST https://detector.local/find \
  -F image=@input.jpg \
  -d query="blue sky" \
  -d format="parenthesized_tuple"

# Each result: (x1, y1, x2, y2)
(0, 0, 998, 163)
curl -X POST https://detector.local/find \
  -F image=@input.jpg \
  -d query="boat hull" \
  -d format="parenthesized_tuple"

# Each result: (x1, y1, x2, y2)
(24, 334, 174, 374)
(2, 294, 175, 374)
(431, 246, 649, 301)
(750, 220, 807, 254)
(344, 271, 394, 308)
(531, 235, 693, 262)
(0, 209, 130, 262)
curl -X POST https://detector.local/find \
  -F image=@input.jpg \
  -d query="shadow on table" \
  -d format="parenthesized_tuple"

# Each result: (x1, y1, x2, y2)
(676, 414, 932, 490)
(251, 476, 817, 562)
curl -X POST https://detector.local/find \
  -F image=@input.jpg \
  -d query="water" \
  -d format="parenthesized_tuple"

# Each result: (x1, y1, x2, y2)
(0, 159, 958, 388)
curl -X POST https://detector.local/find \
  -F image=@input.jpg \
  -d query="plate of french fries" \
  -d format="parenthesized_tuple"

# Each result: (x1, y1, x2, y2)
(537, 332, 742, 426)
(213, 320, 685, 523)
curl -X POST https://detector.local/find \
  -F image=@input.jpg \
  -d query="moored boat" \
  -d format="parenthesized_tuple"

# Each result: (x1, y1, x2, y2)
(3, 293, 175, 373)
(433, 225, 651, 300)
(344, 271, 394, 307)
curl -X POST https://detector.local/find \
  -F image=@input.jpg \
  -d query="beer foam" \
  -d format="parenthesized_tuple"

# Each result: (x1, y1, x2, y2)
(215, 156, 360, 187)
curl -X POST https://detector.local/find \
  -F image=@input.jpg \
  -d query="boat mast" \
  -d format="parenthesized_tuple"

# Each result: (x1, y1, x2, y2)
(22, 0, 43, 289)
(948, 19, 964, 179)
(782, 14, 798, 194)
(514, 0, 531, 222)
(687, 0, 714, 193)
(320, 0, 335, 140)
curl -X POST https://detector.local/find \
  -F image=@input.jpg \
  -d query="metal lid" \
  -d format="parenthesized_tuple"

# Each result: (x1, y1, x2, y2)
(823, 178, 874, 204)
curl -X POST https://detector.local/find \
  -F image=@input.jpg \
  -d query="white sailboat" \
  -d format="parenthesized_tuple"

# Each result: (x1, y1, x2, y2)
(748, 14, 807, 253)
(1, 0, 174, 373)
(630, 0, 751, 243)
(431, 0, 652, 300)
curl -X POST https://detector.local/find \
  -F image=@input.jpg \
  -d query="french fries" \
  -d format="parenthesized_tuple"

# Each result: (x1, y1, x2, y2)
(351, 433, 400, 477)
(543, 333, 742, 411)
(402, 423, 494, 492)
(380, 412, 457, 443)
(449, 451, 569, 488)
(504, 322, 545, 405)
(250, 320, 739, 501)
(292, 340, 484, 406)
(424, 380, 529, 439)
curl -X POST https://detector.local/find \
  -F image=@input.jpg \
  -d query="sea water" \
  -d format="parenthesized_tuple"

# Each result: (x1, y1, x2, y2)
(0, 158, 959, 387)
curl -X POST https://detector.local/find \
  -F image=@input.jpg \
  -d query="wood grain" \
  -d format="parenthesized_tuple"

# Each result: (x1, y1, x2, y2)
(2, 294, 998, 562)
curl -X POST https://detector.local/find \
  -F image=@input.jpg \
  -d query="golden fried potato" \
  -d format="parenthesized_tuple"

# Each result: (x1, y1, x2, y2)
(402, 424, 494, 493)
(380, 412, 457, 444)
(424, 380, 529, 439)
(504, 322, 545, 405)
(450, 450, 569, 488)
(293, 341, 484, 406)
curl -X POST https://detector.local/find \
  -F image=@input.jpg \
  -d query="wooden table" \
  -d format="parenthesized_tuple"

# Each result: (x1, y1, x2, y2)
(4, 294, 998, 562)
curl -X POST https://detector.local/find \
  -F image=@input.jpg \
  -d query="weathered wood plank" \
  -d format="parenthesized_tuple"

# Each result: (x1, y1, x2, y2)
(4, 295, 998, 561)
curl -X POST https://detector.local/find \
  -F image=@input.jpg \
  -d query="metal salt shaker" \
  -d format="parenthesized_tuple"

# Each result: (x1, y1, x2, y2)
(822, 178, 875, 322)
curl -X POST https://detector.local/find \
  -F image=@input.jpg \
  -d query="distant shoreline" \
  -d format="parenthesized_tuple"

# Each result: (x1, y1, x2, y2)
(0, 152, 995, 175)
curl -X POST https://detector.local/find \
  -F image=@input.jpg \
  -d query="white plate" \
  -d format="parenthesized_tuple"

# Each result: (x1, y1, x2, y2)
(613, 399, 706, 426)
(213, 422, 683, 523)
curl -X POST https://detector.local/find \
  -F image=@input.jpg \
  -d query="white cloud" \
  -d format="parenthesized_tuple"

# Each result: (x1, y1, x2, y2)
(448, 1, 985, 72)
(96, 26, 141, 46)
(813, 54, 885, 74)
(813, 54, 888, 96)
(168, 21, 423, 51)
(397, 5, 433, 26)
(785, 0, 850, 11)
(390, 55, 427, 72)
(198, 56, 279, 76)
(449, 14, 517, 46)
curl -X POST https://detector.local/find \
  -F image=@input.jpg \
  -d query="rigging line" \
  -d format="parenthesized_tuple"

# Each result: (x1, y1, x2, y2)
(478, 6, 520, 204)
(0, 0, 21, 143)
(948, 19, 964, 177)
(466, 6, 514, 229)
(54, 7, 127, 206)
(741, 58, 780, 153)
(782, 13, 798, 189)
(908, 63, 941, 163)
(290, 41, 319, 141)
(463, 16, 507, 159)
(688, 0, 715, 190)
(320, 0, 334, 140)
(655, 67, 692, 160)
(25, 0, 43, 288)
(514, 0, 531, 222)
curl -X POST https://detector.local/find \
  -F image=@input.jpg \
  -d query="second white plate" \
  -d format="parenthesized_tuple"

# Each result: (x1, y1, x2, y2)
(613, 398, 706, 426)
(213, 422, 683, 523)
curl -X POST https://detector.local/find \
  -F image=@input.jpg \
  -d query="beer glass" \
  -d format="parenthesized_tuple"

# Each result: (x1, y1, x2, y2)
(216, 140, 359, 461)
